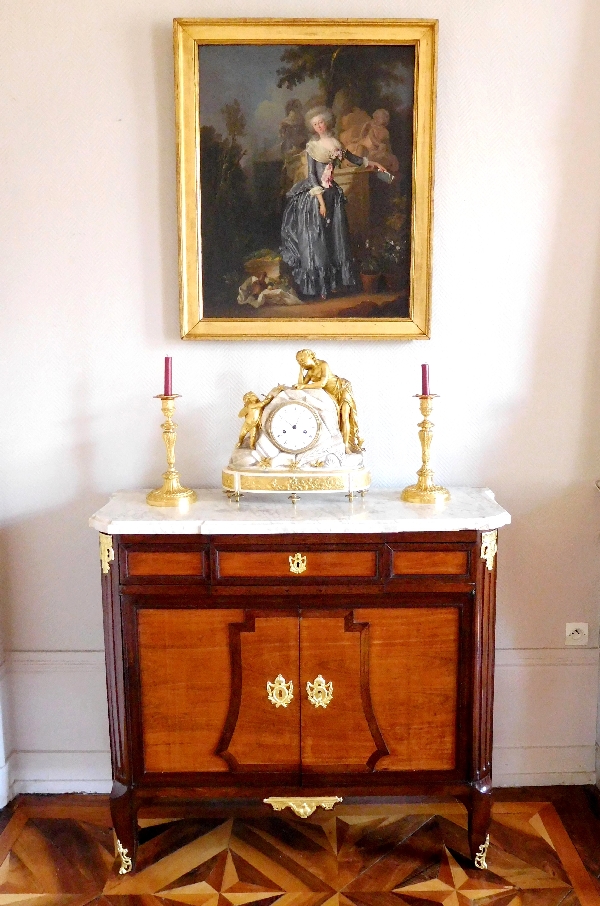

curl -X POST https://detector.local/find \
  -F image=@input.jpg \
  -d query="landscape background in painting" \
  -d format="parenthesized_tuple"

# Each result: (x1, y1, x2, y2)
(198, 43, 415, 320)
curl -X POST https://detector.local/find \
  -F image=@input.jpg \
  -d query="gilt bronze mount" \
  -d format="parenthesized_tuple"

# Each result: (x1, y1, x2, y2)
(264, 796, 343, 818)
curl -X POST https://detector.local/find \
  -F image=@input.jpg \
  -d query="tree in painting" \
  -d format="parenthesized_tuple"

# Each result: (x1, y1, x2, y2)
(200, 101, 255, 301)
(277, 45, 408, 113)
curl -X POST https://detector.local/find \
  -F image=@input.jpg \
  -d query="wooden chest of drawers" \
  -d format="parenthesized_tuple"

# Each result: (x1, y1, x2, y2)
(93, 489, 509, 874)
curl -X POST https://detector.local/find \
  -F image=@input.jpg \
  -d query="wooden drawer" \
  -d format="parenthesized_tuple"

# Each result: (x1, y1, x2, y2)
(214, 545, 380, 582)
(121, 544, 209, 584)
(388, 545, 472, 580)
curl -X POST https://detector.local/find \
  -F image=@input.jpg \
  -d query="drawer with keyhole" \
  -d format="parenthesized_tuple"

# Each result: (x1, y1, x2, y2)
(211, 543, 382, 583)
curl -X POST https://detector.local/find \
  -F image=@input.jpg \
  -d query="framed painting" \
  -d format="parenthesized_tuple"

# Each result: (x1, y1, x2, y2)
(175, 18, 437, 339)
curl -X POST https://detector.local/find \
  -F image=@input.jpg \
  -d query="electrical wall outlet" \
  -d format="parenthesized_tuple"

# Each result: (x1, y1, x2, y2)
(565, 622, 588, 646)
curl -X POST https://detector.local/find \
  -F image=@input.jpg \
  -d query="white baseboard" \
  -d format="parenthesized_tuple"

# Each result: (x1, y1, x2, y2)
(0, 660, 9, 807)
(8, 651, 109, 755)
(495, 648, 599, 667)
(8, 747, 595, 795)
(493, 745, 596, 786)
(11, 779, 112, 795)
(494, 771, 596, 786)
(9, 651, 106, 673)
(9, 750, 111, 781)
(5, 651, 111, 799)
(8, 751, 112, 797)
(495, 649, 599, 786)
(494, 648, 599, 759)
(597, 658, 600, 787)
(0, 761, 9, 808)
(1, 647, 597, 799)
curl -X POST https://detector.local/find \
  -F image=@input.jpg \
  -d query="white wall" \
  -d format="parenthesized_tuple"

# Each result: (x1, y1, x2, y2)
(1, 0, 599, 797)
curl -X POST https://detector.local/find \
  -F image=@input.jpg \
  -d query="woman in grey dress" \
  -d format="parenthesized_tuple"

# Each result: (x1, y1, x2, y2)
(280, 106, 388, 300)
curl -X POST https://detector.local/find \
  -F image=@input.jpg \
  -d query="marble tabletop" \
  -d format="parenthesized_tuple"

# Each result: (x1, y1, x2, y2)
(89, 488, 511, 536)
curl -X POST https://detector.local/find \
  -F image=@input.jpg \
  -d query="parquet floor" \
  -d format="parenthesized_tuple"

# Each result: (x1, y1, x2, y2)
(0, 791, 599, 906)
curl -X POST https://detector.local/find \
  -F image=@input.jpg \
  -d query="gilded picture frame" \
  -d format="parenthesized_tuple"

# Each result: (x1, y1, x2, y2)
(175, 18, 437, 339)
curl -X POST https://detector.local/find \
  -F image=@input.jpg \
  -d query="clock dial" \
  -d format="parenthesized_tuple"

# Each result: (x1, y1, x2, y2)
(266, 402, 321, 453)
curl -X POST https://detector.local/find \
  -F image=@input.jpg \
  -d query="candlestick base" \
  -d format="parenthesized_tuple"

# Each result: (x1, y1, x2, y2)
(146, 471, 197, 507)
(401, 482, 451, 505)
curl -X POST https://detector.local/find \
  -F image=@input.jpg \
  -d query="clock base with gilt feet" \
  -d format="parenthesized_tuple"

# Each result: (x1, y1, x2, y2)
(222, 464, 370, 496)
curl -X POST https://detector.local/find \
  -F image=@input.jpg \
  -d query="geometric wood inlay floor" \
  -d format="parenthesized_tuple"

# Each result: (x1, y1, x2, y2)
(0, 799, 599, 906)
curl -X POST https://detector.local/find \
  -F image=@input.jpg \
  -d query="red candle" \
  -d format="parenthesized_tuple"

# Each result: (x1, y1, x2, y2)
(421, 363, 430, 396)
(164, 356, 172, 396)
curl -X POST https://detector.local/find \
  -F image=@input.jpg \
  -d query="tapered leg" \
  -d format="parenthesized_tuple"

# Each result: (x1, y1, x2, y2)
(457, 779, 492, 868)
(110, 781, 137, 873)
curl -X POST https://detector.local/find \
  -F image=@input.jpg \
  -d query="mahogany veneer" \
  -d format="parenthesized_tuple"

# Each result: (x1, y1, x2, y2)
(392, 549, 469, 575)
(127, 551, 205, 576)
(99, 530, 498, 872)
(217, 549, 377, 578)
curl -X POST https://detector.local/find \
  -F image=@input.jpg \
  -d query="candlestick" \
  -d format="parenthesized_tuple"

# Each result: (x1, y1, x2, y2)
(164, 357, 172, 397)
(401, 394, 450, 505)
(146, 394, 197, 507)
(421, 364, 429, 396)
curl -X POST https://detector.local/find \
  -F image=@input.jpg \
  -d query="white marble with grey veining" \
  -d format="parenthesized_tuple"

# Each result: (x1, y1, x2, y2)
(89, 488, 510, 535)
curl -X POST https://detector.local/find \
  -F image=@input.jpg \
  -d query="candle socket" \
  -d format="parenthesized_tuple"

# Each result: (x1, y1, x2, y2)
(401, 395, 451, 505)
(146, 395, 197, 507)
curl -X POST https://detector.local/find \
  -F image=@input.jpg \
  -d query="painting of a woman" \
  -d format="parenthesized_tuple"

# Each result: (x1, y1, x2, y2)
(280, 106, 388, 300)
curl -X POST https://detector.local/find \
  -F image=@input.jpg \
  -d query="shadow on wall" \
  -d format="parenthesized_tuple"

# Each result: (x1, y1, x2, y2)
(0, 493, 107, 653)
(480, 0, 600, 652)
(495, 482, 600, 649)
(0, 485, 111, 803)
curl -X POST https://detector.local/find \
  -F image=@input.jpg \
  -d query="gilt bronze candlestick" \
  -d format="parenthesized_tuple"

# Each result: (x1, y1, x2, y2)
(401, 394, 450, 505)
(146, 395, 197, 507)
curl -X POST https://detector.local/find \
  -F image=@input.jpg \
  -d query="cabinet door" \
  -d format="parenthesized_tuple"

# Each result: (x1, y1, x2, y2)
(299, 608, 460, 775)
(300, 611, 388, 772)
(218, 612, 300, 773)
(138, 609, 300, 776)
(356, 607, 460, 771)
(138, 608, 244, 773)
